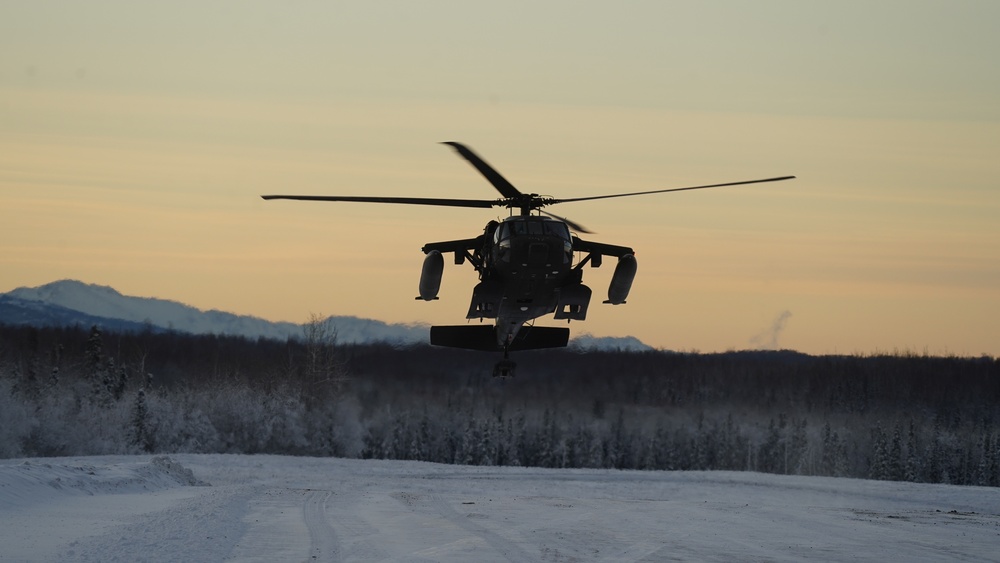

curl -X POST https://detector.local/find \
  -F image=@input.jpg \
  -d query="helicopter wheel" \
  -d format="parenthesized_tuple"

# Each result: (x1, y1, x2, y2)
(492, 357, 517, 378)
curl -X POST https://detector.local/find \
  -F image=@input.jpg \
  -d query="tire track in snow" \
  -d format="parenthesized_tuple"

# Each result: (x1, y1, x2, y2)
(302, 490, 339, 562)
(431, 495, 539, 563)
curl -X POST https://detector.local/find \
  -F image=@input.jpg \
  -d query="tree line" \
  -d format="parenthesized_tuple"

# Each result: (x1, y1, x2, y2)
(0, 322, 997, 486)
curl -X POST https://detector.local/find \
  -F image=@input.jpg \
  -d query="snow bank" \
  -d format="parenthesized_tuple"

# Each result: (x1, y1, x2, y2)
(0, 456, 207, 509)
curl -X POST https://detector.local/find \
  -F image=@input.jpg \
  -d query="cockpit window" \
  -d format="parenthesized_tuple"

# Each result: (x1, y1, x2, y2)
(497, 219, 571, 241)
(543, 221, 571, 241)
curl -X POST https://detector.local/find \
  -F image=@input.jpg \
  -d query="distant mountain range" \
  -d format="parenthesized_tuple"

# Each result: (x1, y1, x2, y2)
(0, 280, 652, 351)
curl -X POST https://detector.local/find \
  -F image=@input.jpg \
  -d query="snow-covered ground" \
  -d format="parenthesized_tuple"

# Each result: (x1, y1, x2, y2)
(1, 455, 998, 562)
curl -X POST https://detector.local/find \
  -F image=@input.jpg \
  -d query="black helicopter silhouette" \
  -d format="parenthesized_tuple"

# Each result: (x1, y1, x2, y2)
(263, 142, 793, 377)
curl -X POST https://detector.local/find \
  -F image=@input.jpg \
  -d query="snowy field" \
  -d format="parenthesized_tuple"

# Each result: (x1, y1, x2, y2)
(1, 455, 998, 562)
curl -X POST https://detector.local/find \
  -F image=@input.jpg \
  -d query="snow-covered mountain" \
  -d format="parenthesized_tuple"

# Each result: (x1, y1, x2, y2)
(0, 280, 427, 345)
(0, 280, 652, 350)
(567, 332, 652, 352)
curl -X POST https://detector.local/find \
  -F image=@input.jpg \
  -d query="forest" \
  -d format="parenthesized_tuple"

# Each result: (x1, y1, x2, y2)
(0, 322, 998, 487)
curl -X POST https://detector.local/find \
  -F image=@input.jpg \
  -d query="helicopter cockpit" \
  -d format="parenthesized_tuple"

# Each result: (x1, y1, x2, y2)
(494, 217, 571, 241)
(493, 217, 573, 266)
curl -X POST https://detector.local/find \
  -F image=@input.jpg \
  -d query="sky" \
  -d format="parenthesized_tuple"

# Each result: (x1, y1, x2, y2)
(2, 1, 998, 356)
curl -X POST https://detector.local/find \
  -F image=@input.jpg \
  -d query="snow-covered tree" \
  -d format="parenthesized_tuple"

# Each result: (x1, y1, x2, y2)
(130, 388, 153, 452)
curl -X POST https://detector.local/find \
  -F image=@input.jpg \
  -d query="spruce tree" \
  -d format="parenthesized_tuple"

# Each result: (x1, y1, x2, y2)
(760, 418, 782, 473)
(869, 423, 889, 480)
(904, 419, 922, 482)
(977, 433, 992, 486)
(130, 388, 153, 453)
(832, 431, 849, 477)
(888, 424, 904, 481)
(86, 326, 107, 402)
(789, 418, 809, 475)
(821, 422, 835, 475)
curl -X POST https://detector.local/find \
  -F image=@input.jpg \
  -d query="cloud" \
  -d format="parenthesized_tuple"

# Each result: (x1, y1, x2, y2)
(750, 310, 792, 350)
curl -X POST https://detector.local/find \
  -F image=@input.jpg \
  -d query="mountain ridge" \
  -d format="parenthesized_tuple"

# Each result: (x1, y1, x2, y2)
(2, 280, 427, 345)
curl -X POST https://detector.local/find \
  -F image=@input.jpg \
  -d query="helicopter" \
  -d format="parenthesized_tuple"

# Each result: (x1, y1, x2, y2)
(263, 142, 794, 377)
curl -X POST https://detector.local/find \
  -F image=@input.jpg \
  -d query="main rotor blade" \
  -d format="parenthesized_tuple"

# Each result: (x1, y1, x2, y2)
(540, 209, 593, 234)
(261, 194, 497, 209)
(441, 142, 524, 200)
(551, 176, 796, 204)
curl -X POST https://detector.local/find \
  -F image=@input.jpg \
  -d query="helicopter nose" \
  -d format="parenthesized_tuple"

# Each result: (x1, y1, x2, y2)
(528, 242, 550, 266)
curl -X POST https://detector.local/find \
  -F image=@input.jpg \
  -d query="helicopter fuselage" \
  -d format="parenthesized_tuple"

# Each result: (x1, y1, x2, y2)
(482, 216, 576, 345)
(421, 214, 635, 356)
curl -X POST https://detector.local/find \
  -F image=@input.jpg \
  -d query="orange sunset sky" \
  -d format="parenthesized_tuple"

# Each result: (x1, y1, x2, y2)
(2, 1, 998, 356)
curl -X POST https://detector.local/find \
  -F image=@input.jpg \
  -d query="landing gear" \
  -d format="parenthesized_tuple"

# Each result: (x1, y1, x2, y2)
(492, 349, 517, 378)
